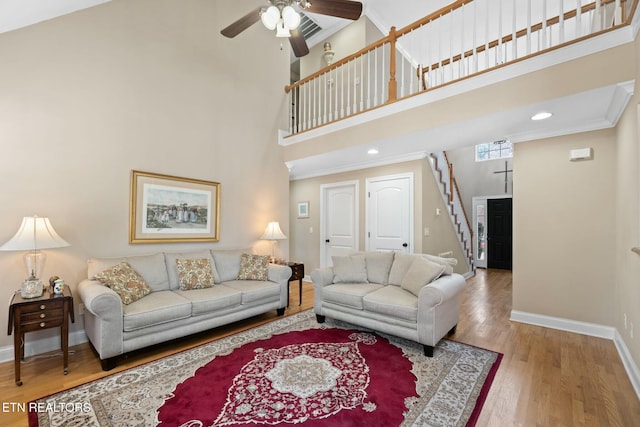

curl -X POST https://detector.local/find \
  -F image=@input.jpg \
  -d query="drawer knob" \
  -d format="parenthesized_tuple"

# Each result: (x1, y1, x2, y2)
(40, 305, 46, 310)
(40, 313, 46, 319)
(39, 322, 46, 328)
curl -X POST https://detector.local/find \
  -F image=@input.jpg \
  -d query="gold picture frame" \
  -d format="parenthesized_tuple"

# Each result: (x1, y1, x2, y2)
(129, 170, 220, 243)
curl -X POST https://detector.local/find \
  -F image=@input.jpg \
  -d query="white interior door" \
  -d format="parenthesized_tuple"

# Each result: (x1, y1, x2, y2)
(320, 181, 359, 267)
(366, 173, 413, 253)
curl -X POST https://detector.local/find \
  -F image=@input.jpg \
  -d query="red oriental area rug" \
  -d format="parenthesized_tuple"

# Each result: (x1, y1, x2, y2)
(29, 310, 501, 427)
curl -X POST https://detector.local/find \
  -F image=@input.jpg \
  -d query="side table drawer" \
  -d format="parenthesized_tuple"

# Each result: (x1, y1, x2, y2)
(20, 317, 64, 332)
(289, 264, 304, 281)
(21, 309, 64, 323)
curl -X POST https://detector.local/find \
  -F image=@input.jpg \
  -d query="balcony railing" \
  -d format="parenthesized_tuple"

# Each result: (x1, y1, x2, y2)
(284, 0, 637, 136)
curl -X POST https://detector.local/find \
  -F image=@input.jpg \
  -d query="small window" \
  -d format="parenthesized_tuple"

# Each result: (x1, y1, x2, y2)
(475, 140, 513, 162)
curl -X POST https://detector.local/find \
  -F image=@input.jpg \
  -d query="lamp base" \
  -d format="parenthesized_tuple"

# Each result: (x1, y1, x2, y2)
(21, 279, 43, 299)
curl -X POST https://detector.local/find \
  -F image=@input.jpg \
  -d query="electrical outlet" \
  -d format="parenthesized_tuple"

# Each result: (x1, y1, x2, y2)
(624, 313, 628, 330)
(79, 304, 84, 316)
(631, 322, 634, 339)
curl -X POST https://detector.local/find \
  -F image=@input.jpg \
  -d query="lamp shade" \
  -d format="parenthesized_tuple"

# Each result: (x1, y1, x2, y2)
(0, 216, 70, 251)
(261, 5, 280, 30)
(261, 221, 287, 240)
(282, 5, 301, 30)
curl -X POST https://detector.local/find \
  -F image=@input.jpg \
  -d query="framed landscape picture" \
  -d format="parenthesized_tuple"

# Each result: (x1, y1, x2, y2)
(129, 170, 220, 243)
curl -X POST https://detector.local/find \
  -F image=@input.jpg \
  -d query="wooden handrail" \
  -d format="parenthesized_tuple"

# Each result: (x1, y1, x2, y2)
(418, 0, 632, 83)
(285, 34, 392, 93)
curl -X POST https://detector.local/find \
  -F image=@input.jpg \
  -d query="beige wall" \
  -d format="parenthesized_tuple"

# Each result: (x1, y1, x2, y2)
(512, 129, 617, 324)
(0, 0, 290, 350)
(289, 159, 468, 274)
(613, 38, 640, 366)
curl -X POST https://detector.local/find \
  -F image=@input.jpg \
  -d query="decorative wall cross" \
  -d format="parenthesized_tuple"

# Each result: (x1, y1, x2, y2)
(493, 160, 513, 193)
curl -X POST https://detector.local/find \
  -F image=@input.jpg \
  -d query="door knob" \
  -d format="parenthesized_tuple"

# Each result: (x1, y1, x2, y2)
(325, 239, 330, 243)
(402, 243, 408, 247)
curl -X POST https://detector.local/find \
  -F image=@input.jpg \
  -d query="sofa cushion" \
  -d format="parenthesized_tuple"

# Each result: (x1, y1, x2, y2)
(332, 254, 368, 283)
(211, 249, 251, 282)
(222, 280, 281, 304)
(364, 252, 394, 284)
(236, 253, 269, 281)
(94, 262, 151, 305)
(176, 258, 215, 290)
(363, 286, 418, 322)
(122, 290, 191, 331)
(401, 257, 446, 296)
(322, 283, 383, 309)
(165, 250, 219, 290)
(88, 253, 170, 292)
(175, 285, 242, 316)
(388, 253, 415, 286)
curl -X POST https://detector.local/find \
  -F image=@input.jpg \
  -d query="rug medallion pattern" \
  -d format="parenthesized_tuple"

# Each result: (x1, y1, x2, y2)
(29, 310, 501, 427)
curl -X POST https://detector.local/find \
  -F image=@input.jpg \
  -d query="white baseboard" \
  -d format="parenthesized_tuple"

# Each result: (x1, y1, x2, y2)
(0, 330, 88, 364)
(511, 310, 640, 401)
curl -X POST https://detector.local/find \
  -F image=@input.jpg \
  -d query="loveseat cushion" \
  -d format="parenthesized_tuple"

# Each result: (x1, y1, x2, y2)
(175, 285, 242, 316)
(222, 280, 280, 304)
(363, 286, 418, 322)
(88, 253, 170, 292)
(122, 291, 191, 332)
(165, 250, 219, 290)
(332, 254, 368, 283)
(364, 252, 395, 284)
(388, 253, 415, 286)
(400, 257, 446, 296)
(322, 283, 384, 309)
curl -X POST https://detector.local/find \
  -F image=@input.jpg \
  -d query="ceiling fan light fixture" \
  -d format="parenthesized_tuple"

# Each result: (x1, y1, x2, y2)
(261, 5, 280, 30)
(282, 5, 301, 30)
(275, 20, 291, 37)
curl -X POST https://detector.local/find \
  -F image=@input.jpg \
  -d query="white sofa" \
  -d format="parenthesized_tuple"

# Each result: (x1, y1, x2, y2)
(78, 249, 291, 370)
(311, 252, 465, 357)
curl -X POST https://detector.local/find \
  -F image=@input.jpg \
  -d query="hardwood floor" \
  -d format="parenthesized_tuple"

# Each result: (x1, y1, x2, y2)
(1, 269, 639, 426)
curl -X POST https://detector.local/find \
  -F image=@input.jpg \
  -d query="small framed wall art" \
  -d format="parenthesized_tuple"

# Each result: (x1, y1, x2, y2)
(130, 170, 220, 243)
(297, 201, 309, 219)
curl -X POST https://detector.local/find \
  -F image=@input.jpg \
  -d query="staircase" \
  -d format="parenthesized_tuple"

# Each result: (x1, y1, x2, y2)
(429, 151, 474, 274)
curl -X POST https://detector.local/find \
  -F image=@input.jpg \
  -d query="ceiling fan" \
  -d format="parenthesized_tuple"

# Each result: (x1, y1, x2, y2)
(221, 0, 363, 58)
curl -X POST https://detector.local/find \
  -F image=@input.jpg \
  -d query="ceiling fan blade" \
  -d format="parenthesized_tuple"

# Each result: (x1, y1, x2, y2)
(305, 0, 363, 20)
(289, 28, 310, 58)
(220, 6, 263, 38)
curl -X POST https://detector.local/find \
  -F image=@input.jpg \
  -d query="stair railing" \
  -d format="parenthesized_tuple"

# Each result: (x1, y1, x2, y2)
(284, 0, 638, 136)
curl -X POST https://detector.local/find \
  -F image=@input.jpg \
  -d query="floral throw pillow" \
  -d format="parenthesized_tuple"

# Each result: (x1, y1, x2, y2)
(176, 258, 215, 290)
(94, 261, 151, 305)
(236, 253, 270, 281)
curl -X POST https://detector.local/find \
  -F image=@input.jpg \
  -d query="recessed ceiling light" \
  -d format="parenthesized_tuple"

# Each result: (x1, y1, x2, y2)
(531, 112, 553, 121)
(368, 148, 379, 155)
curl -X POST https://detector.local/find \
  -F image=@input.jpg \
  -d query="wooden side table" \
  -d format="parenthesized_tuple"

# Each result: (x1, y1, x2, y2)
(8, 286, 74, 386)
(285, 262, 304, 306)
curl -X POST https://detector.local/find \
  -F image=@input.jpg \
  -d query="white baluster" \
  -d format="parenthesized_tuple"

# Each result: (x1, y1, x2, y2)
(323, 72, 327, 124)
(334, 67, 338, 120)
(498, 0, 503, 64)
(615, 0, 622, 25)
(559, 0, 565, 43)
(485, 0, 490, 70)
(340, 64, 344, 118)
(360, 55, 364, 112)
(512, 0, 517, 59)
(527, 0, 532, 55)
(542, 0, 547, 48)
(576, 0, 582, 38)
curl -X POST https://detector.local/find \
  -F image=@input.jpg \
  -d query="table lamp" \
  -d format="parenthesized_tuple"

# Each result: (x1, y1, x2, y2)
(261, 221, 287, 263)
(0, 216, 70, 298)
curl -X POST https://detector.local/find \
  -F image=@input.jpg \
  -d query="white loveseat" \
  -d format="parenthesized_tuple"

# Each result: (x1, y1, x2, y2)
(78, 249, 291, 370)
(311, 252, 465, 357)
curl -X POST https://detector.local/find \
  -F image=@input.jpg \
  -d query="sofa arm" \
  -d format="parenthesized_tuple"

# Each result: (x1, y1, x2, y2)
(268, 263, 292, 284)
(267, 264, 291, 309)
(418, 274, 466, 308)
(417, 273, 466, 347)
(77, 279, 124, 360)
(311, 267, 334, 287)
